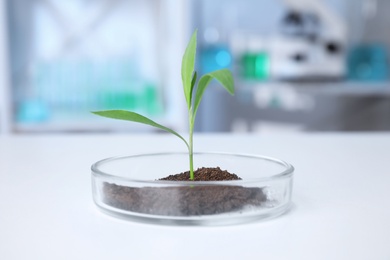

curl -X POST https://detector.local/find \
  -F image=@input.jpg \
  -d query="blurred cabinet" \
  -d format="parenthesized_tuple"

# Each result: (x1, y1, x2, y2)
(0, 0, 190, 134)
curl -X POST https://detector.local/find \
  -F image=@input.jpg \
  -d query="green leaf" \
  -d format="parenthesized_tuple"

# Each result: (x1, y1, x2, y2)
(92, 110, 189, 149)
(193, 69, 234, 118)
(190, 71, 197, 106)
(181, 30, 197, 108)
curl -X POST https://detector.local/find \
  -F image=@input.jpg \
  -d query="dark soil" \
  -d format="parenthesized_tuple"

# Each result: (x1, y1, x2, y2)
(159, 167, 242, 181)
(103, 167, 267, 216)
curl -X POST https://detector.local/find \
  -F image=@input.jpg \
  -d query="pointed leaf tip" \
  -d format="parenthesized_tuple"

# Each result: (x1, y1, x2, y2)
(181, 29, 198, 108)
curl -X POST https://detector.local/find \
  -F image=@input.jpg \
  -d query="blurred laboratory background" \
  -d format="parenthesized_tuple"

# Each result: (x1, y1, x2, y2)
(0, 0, 390, 134)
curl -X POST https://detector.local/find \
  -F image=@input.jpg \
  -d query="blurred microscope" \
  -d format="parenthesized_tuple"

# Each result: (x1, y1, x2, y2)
(272, 0, 347, 81)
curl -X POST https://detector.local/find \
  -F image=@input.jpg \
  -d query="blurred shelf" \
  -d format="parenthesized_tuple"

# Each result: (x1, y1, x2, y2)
(237, 81, 390, 97)
(14, 121, 149, 133)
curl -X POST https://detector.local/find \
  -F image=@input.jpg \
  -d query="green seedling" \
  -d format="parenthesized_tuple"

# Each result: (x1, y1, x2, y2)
(92, 29, 235, 180)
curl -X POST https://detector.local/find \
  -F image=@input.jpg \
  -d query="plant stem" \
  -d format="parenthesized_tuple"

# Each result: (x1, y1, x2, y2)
(189, 109, 194, 180)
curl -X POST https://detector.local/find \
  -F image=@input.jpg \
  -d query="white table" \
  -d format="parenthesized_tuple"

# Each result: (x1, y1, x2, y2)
(1, 133, 389, 259)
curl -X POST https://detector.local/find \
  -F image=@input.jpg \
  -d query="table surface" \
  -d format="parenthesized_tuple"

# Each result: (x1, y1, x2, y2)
(1, 133, 389, 259)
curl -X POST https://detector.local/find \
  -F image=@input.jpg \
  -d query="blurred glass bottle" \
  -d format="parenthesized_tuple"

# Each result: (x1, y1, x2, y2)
(241, 36, 270, 81)
(199, 27, 232, 74)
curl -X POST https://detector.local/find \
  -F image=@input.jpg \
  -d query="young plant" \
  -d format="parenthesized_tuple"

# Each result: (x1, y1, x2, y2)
(92, 29, 235, 180)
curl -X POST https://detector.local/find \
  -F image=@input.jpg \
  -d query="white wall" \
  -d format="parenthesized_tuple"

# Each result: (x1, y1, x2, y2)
(0, 0, 11, 134)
